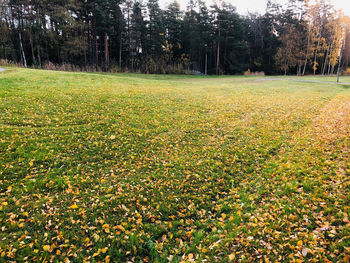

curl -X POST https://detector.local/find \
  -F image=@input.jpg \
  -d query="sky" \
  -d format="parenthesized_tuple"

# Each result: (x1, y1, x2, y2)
(160, 0, 350, 16)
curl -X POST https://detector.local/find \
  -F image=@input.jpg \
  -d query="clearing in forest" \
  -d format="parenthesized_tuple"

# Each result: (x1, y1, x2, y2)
(0, 68, 349, 262)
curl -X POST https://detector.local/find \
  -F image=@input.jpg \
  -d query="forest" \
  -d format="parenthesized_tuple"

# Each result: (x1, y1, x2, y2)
(0, 0, 350, 75)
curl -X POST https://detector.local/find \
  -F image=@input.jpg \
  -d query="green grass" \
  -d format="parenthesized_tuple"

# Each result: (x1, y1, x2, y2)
(0, 68, 349, 262)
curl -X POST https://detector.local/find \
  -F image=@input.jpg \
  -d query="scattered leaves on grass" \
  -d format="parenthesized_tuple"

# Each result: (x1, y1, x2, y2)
(0, 69, 349, 262)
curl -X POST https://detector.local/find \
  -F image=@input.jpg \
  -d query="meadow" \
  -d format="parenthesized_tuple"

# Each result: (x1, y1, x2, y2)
(0, 68, 349, 262)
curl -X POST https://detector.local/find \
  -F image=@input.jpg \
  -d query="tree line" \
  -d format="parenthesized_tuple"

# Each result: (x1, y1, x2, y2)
(0, 0, 349, 75)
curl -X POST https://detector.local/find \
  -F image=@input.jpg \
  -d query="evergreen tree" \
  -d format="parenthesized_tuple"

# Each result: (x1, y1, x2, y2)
(0, 0, 349, 75)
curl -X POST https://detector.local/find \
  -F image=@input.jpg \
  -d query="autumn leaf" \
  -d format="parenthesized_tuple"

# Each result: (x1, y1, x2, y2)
(229, 253, 235, 261)
(43, 245, 50, 252)
(69, 204, 78, 209)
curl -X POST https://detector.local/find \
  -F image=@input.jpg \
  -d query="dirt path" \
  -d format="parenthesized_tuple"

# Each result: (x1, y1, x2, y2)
(258, 78, 350, 85)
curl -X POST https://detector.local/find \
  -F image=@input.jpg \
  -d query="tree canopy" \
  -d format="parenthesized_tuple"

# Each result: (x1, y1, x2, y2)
(0, 0, 349, 75)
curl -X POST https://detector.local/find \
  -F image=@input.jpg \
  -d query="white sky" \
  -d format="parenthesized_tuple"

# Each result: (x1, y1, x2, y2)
(160, 0, 350, 16)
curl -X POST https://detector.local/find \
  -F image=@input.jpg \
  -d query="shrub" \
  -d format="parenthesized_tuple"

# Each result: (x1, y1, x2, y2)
(244, 69, 251, 75)
(345, 67, 350, 75)
(0, 59, 21, 67)
(251, 71, 265, 76)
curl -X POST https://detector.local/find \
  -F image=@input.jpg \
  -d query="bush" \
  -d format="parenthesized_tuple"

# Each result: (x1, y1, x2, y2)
(110, 66, 122, 73)
(251, 71, 265, 76)
(244, 69, 265, 76)
(345, 67, 350, 76)
(42, 62, 102, 72)
(244, 69, 251, 75)
(0, 59, 21, 67)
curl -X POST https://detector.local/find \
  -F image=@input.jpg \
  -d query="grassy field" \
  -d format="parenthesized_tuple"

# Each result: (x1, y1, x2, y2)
(0, 68, 349, 262)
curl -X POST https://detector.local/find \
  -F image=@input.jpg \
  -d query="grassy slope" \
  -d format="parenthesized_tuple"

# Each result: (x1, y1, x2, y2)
(0, 68, 349, 262)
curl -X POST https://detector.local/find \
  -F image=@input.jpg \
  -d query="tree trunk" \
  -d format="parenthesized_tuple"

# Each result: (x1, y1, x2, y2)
(19, 32, 27, 68)
(119, 35, 122, 68)
(93, 16, 98, 69)
(105, 32, 109, 70)
(29, 29, 36, 65)
(297, 63, 302, 76)
(313, 40, 320, 75)
(87, 20, 91, 65)
(96, 36, 98, 69)
(35, 7, 42, 67)
(322, 46, 329, 75)
(216, 27, 220, 75)
(302, 31, 311, 76)
(37, 45, 41, 68)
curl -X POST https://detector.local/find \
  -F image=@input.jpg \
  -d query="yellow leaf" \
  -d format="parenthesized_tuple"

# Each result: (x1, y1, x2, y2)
(229, 253, 235, 261)
(43, 245, 50, 252)
(93, 249, 101, 257)
(116, 225, 125, 232)
(56, 249, 61, 255)
(297, 240, 303, 247)
(188, 253, 193, 260)
(102, 224, 110, 233)
(70, 204, 78, 209)
(101, 247, 108, 254)
(93, 234, 100, 242)
(105, 255, 110, 263)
